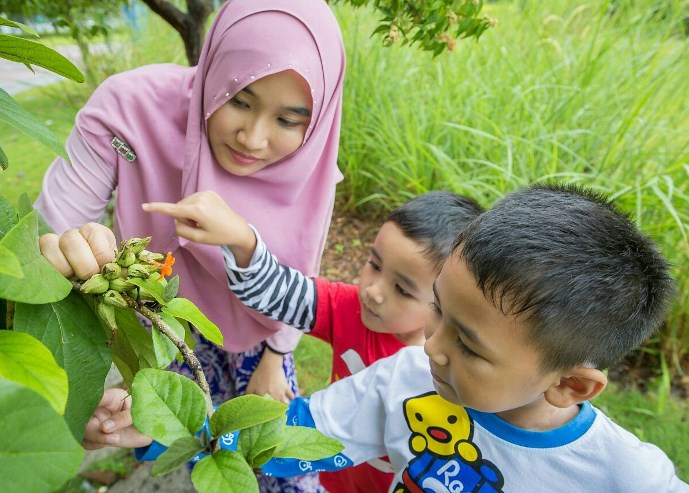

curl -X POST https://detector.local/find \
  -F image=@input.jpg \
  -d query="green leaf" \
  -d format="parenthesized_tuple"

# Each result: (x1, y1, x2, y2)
(0, 87, 68, 160)
(211, 394, 287, 437)
(0, 17, 39, 38)
(151, 436, 205, 477)
(0, 331, 68, 415)
(0, 210, 72, 303)
(17, 192, 33, 217)
(0, 379, 83, 493)
(162, 298, 223, 347)
(129, 277, 167, 305)
(131, 369, 207, 447)
(190, 451, 258, 493)
(237, 416, 284, 466)
(0, 34, 84, 82)
(0, 243, 22, 277)
(152, 312, 185, 369)
(164, 274, 180, 302)
(250, 445, 277, 468)
(0, 194, 19, 238)
(0, 145, 7, 170)
(110, 307, 158, 386)
(272, 426, 344, 460)
(14, 292, 112, 441)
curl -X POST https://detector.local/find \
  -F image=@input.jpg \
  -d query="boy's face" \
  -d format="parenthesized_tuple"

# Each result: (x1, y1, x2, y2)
(424, 251, 563, 419)
(358, 221, 437, 345)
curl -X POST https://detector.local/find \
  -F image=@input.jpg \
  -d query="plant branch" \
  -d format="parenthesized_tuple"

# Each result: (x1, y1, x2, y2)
(72, 280, 215, 418)
(132, 299, 215, 418)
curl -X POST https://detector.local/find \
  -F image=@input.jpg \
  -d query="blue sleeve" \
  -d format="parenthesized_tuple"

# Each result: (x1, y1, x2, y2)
(133, 417, 239, 463)
(260, 397, 354, 478)
(134, 441, 168, 462)
(133, 397, 353, 477)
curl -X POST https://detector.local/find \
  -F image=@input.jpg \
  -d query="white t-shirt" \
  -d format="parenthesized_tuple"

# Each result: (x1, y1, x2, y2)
(310, 346, 688, 493)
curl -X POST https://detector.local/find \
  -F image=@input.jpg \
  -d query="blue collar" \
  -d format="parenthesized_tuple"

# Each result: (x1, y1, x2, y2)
(466, 402, 596, 448)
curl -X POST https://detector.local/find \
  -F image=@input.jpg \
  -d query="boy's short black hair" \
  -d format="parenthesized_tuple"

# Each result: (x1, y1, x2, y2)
(455, 183, 676, 372)
(387, 191, 484, 273)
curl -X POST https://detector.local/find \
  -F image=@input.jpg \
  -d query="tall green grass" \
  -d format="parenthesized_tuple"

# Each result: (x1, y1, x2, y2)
(335, 0, 689, 377)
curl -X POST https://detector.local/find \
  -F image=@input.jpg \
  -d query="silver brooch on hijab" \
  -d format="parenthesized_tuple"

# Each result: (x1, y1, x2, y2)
(111, 136, 137, 162)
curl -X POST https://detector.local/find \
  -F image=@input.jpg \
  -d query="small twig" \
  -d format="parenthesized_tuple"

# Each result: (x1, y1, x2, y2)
(71, 280, 215, 418)
(130, 298, 215, 419)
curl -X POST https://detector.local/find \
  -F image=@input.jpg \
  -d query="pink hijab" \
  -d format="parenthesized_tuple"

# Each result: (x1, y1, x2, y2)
(70, 0, 345, 351)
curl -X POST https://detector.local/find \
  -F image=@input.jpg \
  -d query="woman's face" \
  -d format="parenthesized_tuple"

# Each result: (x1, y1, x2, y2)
(207, 70, 313, 176)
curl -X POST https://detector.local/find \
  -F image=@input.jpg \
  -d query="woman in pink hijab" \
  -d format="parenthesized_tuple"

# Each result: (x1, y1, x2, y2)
(37, 0, 344, 490)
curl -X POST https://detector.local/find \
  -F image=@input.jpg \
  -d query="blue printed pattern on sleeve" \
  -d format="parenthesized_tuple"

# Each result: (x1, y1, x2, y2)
(136, 397, 353, 478)
(261, 397, 354, 477)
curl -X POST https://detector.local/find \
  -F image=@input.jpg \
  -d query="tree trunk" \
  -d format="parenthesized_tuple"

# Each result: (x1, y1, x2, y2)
(140, 0, 214, 66)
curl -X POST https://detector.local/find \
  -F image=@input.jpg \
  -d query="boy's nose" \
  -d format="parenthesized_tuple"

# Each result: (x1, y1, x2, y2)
(366, 283, 384, 304)
(423, 318, 449, 365)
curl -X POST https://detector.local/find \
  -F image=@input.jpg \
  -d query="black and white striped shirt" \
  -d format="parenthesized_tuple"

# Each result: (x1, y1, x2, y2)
(222, 227, 317, 332)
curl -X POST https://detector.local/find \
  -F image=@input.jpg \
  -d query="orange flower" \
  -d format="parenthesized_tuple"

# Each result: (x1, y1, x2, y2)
(154, 252, 175, 281)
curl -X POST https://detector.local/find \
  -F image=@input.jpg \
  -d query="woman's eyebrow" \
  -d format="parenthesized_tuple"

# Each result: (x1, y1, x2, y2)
(240, 87, 311, 117)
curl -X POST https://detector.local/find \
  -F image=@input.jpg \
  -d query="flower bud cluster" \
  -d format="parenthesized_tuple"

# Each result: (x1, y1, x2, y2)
(80, 236, 172, 306)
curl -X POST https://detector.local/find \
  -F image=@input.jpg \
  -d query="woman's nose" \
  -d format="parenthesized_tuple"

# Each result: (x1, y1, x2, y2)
(237, 118, 268, 150)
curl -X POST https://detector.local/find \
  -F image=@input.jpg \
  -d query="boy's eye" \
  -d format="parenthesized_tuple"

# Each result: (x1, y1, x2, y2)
(367, 259, 381, 272)
(456, 338, 479, 358)
(395, 284, 412, 298)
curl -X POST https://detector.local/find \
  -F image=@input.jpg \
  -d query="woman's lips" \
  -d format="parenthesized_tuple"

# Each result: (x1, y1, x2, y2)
(229, 147, 259, 165)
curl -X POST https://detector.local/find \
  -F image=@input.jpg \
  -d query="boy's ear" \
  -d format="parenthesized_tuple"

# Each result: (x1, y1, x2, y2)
(544, 367, 608, 408)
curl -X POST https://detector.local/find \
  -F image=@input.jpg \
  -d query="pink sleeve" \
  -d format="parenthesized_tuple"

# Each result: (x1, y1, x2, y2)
(34, 129, 116, 235)
(265, 324, 303, 353)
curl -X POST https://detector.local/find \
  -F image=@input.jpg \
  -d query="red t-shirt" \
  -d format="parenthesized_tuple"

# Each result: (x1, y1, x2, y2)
(310, 278, 406, 493)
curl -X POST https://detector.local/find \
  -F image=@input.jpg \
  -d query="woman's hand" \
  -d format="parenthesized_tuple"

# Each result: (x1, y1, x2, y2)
(82, 388, 153, 450)
(246, 348, 295, 404)
(39, 223, 117, 279)
(142, 191, 256, 267)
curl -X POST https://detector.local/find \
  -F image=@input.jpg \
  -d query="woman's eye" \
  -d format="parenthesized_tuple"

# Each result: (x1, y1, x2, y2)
(367, 259, 381, 272)
(278, 117, 301, 128)
(429, 301, 442, 315)
(230, 96, 249, 109)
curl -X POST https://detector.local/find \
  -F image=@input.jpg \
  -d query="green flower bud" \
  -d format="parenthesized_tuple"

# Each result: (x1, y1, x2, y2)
(109, 277, 135, 292)
(80, 274, 110, 295)
(102, 289, 128, 308)
(127, 263, 151, 279)
(127, 288, 139, 300)
(122, 236, 152, 254)
(137, 249, 165, 264)
(115, 249, 137, 267)
(101, 262, 122, 280)
(96, 301, 118, 345)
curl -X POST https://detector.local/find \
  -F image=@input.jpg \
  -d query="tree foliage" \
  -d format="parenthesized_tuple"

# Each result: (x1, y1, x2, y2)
(1, 0, 127, 85)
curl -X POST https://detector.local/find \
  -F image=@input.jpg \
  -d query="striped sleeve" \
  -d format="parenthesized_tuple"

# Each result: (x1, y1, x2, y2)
(222, 226, 316, 332)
